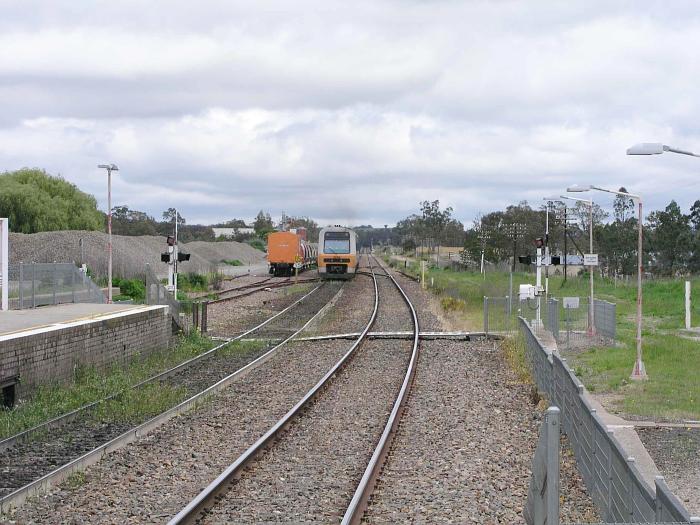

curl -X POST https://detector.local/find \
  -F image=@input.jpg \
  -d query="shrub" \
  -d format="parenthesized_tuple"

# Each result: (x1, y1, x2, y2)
(113, 278, 145, 301)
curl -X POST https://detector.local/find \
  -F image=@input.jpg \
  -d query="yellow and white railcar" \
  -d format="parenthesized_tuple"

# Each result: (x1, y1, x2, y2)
(317, 226, 358, 279)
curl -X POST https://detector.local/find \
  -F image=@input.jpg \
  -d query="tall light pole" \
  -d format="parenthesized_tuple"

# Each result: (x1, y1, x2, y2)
(97, 164, 118, 303)
(568, 184, 644, 379)
(622, 140, 700, 380)
(561, 193, 596, 336)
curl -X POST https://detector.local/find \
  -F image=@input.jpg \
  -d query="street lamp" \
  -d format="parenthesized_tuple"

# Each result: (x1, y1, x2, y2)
(97, 164, 118, 303)
(620, 140, 700, 379)
(626, 143, 700, 157)
(561, 193, 596, 337)
(568, 184, 645, 380)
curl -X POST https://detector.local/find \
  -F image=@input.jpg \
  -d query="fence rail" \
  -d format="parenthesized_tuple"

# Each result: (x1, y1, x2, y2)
(519, 318, 697, 523)
(7, 263, 105, 309)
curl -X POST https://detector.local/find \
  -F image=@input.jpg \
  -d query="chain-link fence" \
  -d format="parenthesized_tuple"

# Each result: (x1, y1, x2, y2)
(520, 318, 697, 523)
(484, 295, 616, 349)
(7, 263, 105, 309)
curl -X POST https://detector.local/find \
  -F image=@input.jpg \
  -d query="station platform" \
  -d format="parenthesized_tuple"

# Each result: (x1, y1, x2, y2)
(0, 303, 171, 400)
(0, 303, 146, 336)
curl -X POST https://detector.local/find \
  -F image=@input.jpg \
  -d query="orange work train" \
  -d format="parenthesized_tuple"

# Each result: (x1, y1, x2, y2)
(267, 228, 318, 277)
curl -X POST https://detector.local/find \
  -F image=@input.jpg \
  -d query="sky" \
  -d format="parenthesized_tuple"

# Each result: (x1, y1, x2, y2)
(1, 0, 700, 228)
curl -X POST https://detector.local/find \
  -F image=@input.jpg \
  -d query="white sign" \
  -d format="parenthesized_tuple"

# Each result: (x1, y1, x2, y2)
(293, 262, 302, 269)
(563, 297, 579, 309)
(583, 253, 599, 266)
(0, 218, 7, 311)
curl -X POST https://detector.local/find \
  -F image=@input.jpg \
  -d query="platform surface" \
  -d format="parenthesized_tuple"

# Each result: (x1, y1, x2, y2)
(0, 303, 148, 336)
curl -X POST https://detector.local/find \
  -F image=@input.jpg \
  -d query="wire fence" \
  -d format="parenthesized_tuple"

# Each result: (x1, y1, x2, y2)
(6, 263, 105, 309)
(484, 295, 616, 350)
(520, 318, 697, 523)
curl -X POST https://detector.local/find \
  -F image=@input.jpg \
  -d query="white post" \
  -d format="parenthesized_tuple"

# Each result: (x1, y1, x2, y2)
(107, 168, 113, 303)
(686, 280, 691, 330)
(0, 218, 8, 311)
(536, 247, 542, 325)
(421, 261, 426, 289)
(174, 208, 178, 299)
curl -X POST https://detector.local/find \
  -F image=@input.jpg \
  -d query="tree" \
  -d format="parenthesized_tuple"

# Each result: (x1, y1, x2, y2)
(613, 187, 635, 223)
(420, 200, 454, 259)
(162, 208, 185, 226)
(253, 210, 274, 237)
(0, 168, 104, 233)
(647, 200, 692, 275)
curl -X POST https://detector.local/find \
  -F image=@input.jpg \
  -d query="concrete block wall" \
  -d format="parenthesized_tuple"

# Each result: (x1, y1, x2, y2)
(0, 305, 171, 397)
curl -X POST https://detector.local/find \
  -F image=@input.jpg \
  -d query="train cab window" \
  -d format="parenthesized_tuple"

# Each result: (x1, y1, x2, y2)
(324, 231, 350, 254)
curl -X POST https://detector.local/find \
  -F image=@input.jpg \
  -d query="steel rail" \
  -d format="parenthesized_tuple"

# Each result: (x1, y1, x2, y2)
(0, 283, 339, 513)
(207, 278, 319, 304)
(168, 256, 380, 525)
(341, 255, 420, 525)
(0, 284, 323, 453)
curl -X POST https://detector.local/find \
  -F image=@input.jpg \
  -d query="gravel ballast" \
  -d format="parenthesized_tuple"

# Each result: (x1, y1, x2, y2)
(363, 339, 598, 523)
(2, 266, 375, 523)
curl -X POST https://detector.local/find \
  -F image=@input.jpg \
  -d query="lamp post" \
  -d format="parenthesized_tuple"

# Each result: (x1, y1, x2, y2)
(97, 164, 118, 303)
(621, 141, 700, 380)
(568, 184, 644, 379)
(561, 193, 596, 336)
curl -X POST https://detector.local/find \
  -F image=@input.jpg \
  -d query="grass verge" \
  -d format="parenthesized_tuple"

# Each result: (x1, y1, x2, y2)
(387, 252, 700, 420)
(0, 333, 265, 439)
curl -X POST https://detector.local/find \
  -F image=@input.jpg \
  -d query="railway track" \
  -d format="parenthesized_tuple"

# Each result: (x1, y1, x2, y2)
(168, 255, 420, 524)
(0, 282, 342, 511)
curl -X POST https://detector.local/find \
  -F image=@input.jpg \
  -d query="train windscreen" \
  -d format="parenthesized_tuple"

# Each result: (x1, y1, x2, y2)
(324, 231, 350, 254)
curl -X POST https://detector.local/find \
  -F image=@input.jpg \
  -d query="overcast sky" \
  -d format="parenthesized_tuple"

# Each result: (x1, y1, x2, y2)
(1, 1, 699, 227)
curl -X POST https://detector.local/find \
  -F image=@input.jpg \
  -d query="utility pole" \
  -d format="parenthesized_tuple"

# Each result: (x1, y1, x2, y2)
(98, 164, 118, 303)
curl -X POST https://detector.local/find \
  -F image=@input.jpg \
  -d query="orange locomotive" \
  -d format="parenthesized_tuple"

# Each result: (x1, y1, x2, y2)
(267, 228, 318, 277)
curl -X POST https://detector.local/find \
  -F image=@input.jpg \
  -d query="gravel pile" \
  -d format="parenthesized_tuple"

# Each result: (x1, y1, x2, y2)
(8, 231, 265, 279)
(364, 339, 598, 523)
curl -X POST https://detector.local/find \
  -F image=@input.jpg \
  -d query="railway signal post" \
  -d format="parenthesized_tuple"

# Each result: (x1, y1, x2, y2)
(0, 218, 8, 311)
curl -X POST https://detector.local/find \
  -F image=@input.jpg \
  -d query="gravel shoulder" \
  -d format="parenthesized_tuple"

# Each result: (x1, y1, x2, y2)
(638, 426, 700, 515)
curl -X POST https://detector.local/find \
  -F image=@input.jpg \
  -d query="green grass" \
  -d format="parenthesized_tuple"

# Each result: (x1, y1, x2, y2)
(391, 254, 700, 420)
(0, 334, 265, 439)
(221, 259, 243, 266)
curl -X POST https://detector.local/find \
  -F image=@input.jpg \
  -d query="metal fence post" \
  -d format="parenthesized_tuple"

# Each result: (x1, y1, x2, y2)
(71, 265, 76, 303)
(31, 263, 36, 308)
(52, 262, 57, 305)
(626, 456, 636, 519)
(18, 262, 24, 310)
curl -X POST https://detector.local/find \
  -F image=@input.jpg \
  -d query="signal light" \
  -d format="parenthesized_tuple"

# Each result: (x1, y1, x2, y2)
(177, 252, 190, 262)
(534, 237, 544, 249)
(161, 252, 170, 263)
(167, 235, 175, 246)
(551, 256, 561, 266)
(518, 255, 532, 265)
